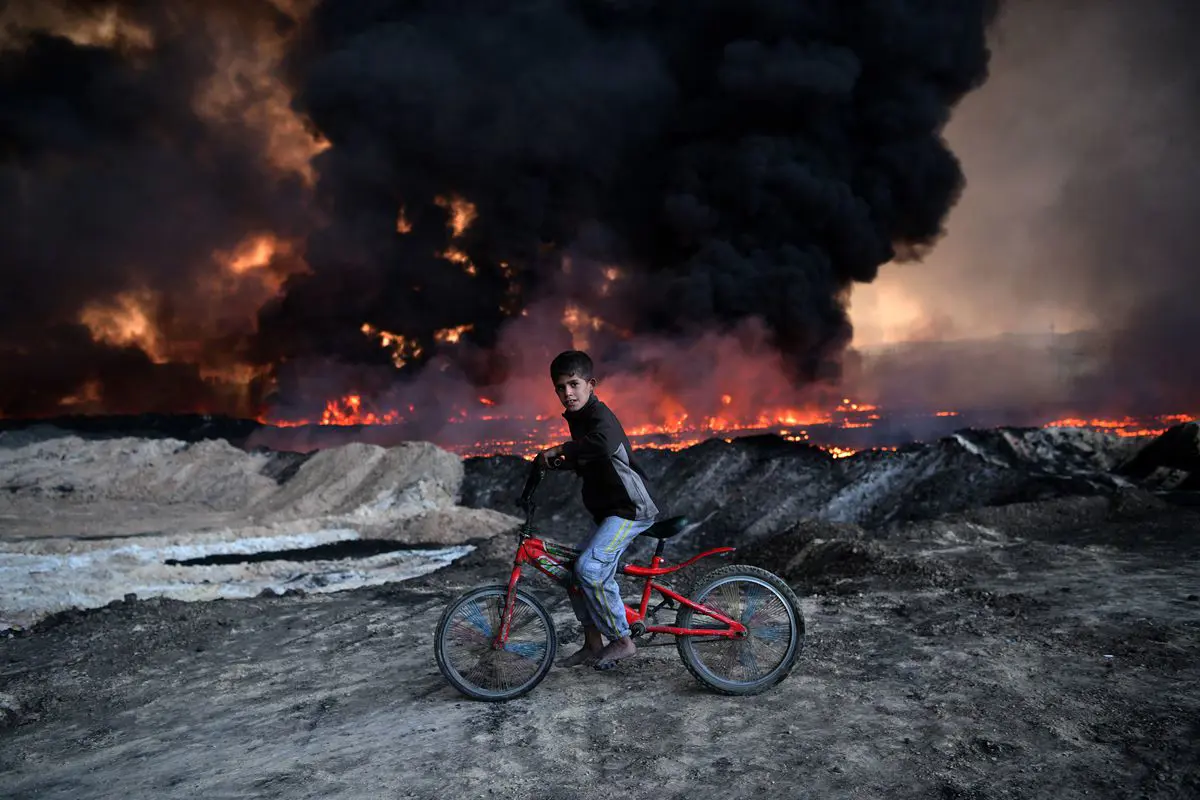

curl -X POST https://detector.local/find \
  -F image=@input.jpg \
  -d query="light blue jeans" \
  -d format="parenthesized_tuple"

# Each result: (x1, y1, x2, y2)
(569, 516, 655, 639)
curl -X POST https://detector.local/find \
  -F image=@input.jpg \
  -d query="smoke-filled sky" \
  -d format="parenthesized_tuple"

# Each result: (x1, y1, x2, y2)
(0, 0, 999, 421)
(852, 0, 1200, 400)
(851, 0, 1200, 412)
(271, 0, 997, 385)
(0, 0, 319, 416)
(0, 0, 1194, 424)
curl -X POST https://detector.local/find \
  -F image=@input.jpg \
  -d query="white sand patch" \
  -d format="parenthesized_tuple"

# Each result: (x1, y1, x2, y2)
(0, 527, 473, 629)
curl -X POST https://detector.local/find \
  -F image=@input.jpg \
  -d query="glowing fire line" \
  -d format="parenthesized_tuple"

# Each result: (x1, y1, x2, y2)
(261, 392, 1193, 460)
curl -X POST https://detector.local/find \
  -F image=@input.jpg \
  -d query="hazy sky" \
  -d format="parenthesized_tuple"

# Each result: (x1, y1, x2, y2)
(850, 0, 1200, 349)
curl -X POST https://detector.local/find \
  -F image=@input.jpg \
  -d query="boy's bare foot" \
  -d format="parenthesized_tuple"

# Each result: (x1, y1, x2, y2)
(593, 636, 637, 671)
(556, 646, 602, 668)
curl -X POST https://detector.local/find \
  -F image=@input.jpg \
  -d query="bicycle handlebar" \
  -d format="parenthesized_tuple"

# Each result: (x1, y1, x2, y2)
(516, 454, 566, 524)
(517, 459, 545, 513)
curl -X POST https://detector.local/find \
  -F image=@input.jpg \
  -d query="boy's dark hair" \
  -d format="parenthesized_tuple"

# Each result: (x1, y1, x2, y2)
(550, 350, 594, 381)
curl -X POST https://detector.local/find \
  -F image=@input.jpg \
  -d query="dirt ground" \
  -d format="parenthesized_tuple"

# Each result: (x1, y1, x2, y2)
(3, 494, 1198, 799)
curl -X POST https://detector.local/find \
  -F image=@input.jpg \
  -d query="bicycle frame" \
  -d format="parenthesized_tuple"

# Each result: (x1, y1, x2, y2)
(494, 461, 744, 649)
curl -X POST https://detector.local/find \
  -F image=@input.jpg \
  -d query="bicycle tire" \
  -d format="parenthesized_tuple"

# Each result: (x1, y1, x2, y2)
(434, 584, 557, 702)
(674, 565, 805, 696)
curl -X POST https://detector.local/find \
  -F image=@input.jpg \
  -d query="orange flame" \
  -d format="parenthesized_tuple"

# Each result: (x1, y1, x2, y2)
(441, 247, 478, 276)
(361, 323, 423, 369)
(434, 324, 474, 344)
(435, 195, 478, 238)
(1043, 416, 1186, 438)
(79, 291, 167, 363)
(262, 385, 1195, 463)
(318, 394, 403, 426)
(192, 4, 328, 184)
(562, 302, 622, 351)
(57, 379, 104, 410)
(396, 207, 413, 234)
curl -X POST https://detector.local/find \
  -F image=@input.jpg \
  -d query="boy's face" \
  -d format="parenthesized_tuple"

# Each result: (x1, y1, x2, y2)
(553, 372, 595, 412)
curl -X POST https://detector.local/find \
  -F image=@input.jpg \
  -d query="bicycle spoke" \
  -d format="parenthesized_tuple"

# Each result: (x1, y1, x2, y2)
(461, 600, 493, 638)
(508, 602, 538, 636)
(737, 639, 760, 678)
(439, 589, 553, 699)
(492, 652, 512, 692)
(741, 587, 762, 625)
(684, 576, 795, 686)
(750, 620, 790, 643)
(486, 595, 503, 638)
(461, 653, 494, 688)
(447, 621, 490, 652)
(714, 582, 742, 621)
(503, 640, 547, 659)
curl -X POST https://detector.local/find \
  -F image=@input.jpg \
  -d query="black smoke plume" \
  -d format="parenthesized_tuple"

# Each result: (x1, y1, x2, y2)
(0, 0, 313, 416)
(0, 0, 1000, 420)
(261, 0, 999, 394)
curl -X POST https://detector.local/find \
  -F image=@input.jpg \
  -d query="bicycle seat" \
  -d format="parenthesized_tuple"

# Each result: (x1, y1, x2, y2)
(640, 516, 690, 540)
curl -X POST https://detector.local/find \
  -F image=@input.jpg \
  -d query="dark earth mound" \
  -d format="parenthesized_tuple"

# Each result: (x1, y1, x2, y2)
(460, 424, 1180, 551)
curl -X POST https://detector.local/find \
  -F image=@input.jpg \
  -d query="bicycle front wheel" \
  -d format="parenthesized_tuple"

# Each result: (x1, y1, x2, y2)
(675, 565, 804, 696)
(434, 584, 557, 701)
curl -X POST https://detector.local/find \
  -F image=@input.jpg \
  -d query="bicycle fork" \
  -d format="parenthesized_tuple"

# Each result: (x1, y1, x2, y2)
(493, 564, 523, 649)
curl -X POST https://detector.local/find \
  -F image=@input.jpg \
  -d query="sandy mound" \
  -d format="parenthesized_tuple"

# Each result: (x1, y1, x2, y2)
(252, 443, 461, 521)
(0, 435, 278, 509)
(0, 435, 511, 540)
(0, 437, 517, 627)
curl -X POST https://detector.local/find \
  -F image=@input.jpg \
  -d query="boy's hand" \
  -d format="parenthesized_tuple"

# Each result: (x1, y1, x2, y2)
(539, 446, 566, 469)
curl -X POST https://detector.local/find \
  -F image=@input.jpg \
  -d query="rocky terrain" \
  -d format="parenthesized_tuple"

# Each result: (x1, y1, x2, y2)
(1, 422, 1198, 799)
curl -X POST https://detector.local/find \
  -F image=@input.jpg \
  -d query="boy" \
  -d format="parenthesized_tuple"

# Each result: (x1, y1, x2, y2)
(538, 350, 659, 670)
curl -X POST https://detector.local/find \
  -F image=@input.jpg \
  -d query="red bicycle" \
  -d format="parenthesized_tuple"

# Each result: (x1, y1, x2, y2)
(434, 459, 805, 701)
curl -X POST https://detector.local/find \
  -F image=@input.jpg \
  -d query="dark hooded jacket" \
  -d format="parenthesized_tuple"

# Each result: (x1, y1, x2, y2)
(560, 395, 659, 524)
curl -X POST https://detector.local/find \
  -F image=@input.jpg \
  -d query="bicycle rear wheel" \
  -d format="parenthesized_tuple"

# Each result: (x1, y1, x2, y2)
(675, 565, 804, 696)
(434, 585, 557, 701)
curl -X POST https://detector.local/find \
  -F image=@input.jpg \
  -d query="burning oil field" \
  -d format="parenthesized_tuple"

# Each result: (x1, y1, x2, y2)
(1, 0, 1195, 449)
(2, 1, 1200, 798)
